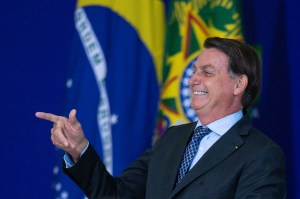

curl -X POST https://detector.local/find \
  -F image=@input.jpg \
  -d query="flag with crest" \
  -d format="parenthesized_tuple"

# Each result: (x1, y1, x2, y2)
(156, 0, 243, 135)
(52, 1, 165, 198)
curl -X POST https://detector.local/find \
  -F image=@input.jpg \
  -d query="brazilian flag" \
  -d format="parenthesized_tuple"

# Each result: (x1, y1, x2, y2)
(53, 1, 166, 198)
(157, 0, 243, 135)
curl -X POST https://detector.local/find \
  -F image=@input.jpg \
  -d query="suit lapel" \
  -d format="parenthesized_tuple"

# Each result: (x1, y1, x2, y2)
(155, 122, 197, 197)
(169, 117, 252, 198)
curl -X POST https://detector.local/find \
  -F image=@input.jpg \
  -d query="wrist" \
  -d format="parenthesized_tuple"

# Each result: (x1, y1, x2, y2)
(70, 139, 88, 163)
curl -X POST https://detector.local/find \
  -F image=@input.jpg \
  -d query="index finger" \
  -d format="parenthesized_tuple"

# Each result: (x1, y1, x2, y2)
(35, 112, 60, 123)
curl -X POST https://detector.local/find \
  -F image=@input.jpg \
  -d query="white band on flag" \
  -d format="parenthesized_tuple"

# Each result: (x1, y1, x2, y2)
(75, 8, 113, 174)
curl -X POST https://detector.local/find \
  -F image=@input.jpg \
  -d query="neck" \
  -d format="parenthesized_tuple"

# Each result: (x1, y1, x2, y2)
(197, 107, 242, 126)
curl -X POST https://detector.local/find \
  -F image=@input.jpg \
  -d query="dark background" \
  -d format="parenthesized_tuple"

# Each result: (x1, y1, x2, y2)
(0, 0, 299, 198)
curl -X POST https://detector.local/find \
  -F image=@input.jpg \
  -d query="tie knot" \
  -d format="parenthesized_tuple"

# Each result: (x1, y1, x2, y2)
(194, 126, 211, 137)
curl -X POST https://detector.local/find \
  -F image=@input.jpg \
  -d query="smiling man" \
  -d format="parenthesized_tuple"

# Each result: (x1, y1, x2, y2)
(36, 37, 286, 199)
(189, 46, 247, 125)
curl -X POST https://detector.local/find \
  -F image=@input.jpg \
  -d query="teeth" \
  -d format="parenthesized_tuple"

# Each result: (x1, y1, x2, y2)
(193, 91, 207, 95)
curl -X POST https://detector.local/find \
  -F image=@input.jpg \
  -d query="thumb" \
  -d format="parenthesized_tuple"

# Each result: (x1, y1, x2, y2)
(69, 109, 78, 125)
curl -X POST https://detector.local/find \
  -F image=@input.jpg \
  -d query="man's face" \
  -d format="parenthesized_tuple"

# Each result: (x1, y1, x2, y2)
(189, 48, 239, 118)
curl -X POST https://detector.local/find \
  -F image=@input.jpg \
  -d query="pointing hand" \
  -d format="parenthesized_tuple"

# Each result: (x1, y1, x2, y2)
(35, 109, 88, 163)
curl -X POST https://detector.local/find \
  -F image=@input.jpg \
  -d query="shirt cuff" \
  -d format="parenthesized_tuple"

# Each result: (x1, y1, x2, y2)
(63, 142, 89, 168)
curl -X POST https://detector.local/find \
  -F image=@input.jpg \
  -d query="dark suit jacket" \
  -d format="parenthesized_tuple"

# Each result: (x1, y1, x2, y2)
(64, 117, 286, 199)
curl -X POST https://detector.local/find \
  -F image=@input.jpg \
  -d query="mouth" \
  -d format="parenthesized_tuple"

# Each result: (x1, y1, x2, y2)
(193, 91, 208, 95)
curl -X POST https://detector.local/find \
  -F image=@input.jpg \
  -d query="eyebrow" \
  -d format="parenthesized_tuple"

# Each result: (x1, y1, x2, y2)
(193, 64, 215, 70)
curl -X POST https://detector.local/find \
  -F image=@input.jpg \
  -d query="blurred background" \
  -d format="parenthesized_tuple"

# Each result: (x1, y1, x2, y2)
(0, 0, 299, 198)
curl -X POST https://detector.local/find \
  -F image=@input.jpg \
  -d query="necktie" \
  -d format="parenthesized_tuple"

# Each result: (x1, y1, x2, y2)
(177, 126, 211, 183)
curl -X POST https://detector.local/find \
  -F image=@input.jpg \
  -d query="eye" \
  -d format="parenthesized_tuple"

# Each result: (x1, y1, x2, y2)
(202, 70, 213, 76)
(192, 66, 196, 74)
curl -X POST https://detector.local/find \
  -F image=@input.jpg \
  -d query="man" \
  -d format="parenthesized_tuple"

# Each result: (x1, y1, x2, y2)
(36, 37, 286, 198)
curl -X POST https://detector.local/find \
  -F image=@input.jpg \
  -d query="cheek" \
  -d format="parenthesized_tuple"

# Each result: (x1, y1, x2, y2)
(214, 80, 235, 97)
(205, 80, 230, 99)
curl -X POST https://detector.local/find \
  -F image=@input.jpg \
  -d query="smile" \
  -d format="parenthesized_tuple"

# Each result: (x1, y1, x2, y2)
(193, 91, 208, 95)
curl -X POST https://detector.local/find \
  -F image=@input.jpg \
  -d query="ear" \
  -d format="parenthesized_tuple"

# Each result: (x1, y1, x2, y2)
(233, 75, 248, 96)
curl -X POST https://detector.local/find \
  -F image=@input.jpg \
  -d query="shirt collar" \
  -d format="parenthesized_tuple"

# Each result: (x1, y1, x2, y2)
(196, 110, 243, 136)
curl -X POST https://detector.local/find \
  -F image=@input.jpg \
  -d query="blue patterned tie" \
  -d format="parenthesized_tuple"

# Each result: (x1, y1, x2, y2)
(177, 126, 211, 183)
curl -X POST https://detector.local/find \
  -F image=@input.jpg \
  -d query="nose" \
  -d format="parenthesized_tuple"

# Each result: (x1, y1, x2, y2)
(189, 72, 199, 86)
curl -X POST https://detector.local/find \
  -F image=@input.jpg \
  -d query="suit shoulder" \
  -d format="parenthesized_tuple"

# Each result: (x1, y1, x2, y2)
(246, 127, 285, 155)
(165, 122, 196, 135)
(154, 122, 196, 144)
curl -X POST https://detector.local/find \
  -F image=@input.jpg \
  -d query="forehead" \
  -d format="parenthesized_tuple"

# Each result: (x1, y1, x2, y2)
(194, 48, 229, 69)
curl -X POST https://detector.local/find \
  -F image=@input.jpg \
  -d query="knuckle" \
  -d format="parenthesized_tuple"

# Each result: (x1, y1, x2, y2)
(77, 123, 82, 129)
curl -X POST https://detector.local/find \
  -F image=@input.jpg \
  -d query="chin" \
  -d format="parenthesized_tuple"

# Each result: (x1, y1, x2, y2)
(191, 104, 205, 112)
